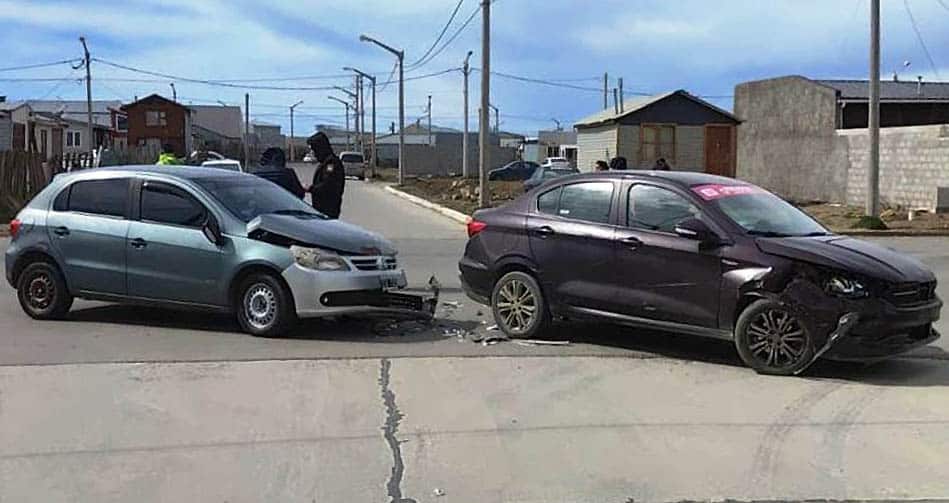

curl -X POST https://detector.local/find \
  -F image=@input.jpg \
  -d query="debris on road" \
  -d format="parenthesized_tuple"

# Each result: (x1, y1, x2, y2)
(433, 488, 446, 497)
(512, 339, 571, 347)
(486, 324, 499, 331)
(442, 301, 461, 309)
(476, 310, 484, 317)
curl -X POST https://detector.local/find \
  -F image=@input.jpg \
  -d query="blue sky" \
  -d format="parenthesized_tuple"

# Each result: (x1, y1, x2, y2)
(2, 0, 949, 135)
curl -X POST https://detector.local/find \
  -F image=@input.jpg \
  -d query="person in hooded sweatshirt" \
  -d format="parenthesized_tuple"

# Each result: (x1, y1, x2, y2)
(307, 132, 346, 219)
(249, 147, 306, 199)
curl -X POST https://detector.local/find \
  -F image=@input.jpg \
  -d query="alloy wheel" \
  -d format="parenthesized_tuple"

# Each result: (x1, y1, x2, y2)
(244, 283, 278, 331)
(747, 308, 808, 369)
(26, 273, 55, 311)
(496, 278, 537, 334)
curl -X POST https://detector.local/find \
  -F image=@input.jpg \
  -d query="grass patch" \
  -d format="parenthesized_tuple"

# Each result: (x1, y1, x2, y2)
(851, 215, 888, 230)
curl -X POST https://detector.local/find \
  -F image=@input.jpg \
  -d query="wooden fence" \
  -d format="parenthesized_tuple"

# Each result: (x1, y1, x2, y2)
(0, 151, 56, 219)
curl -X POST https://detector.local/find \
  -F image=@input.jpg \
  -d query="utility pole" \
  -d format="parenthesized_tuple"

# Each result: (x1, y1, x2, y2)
(329, 96, 351, 150)
(244, 93, 250, 165)
(487, 104, 499, 133)
(79, 36, 93, 156)
(290, 100, 303, 161)
(169, 82, 177, 102)
(867, 0, 881, 218)
(360, 76, 366, 155)
(359, 35, 404, 185)
(479, 0, 491, 208)
(618, 78, 624, 112)
(427, 94, 433, 146)
(462, 51, 473, 178)
(345, 67, 377, 178)
(603, 72, 608, 110)
(613, 88, 619, 114)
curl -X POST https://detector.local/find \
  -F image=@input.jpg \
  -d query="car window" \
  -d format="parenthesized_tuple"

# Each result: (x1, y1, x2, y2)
(627, 184, 700, 233)
(66, 178, 128, 217)
(140, 183, 207, 228)
(537, 187, 561, 215)
(340, 154, 363, 163)
(556, 182, 614, 224)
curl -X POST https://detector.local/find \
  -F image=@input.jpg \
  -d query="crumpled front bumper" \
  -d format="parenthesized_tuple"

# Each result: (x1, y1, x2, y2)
(281, 264, 437, 319)
(818, 298, 942, 362)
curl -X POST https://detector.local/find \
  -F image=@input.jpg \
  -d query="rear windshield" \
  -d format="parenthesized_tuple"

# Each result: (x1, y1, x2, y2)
(340, 154, 364, 163)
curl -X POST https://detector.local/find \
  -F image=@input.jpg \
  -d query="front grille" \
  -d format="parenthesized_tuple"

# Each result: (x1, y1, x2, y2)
(348, 256, 398, 271)
(886, 281, 937, 307)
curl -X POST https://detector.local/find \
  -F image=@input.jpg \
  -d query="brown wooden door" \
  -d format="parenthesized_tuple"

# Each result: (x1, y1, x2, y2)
(704, 125, 734, 177)
(52, 128, 64, 157)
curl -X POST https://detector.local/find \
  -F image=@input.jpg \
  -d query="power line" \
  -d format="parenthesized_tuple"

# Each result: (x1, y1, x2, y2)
(92, 58, 339, 91)
(472, 68, 618, 93)
(408, 2, 481, 72)
(937, 0, 949, 12)
(903, 0, 942, 79)
(407, 0, 466, 69)
(0, 59, 81, 73)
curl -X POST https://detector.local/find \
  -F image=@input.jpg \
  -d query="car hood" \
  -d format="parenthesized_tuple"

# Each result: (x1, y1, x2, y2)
(247, 214, 397, 256)
(756, 235, 934, 283)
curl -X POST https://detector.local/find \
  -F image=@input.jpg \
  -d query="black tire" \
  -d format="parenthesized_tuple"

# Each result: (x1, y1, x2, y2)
(16, 261, 73, 320)
(734, 299, 816, 376)
(235, 273, 297, 337)
(491, 271, 550, 339)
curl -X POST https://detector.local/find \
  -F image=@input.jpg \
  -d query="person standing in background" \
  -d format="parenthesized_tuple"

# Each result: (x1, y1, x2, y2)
(594, 160, 609, 171)
(307, 132, 346, 219)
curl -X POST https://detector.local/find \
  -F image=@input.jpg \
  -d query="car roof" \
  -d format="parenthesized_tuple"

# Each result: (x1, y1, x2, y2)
(65, 164, 246, 181)
(553, 170, 747, 188)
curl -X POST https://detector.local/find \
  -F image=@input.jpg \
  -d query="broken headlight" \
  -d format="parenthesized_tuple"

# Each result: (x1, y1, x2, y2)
(824, 276, 868, 298)
(290, 246, 350, 271)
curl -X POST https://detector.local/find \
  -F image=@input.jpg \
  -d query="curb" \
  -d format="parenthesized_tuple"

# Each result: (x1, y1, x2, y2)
(384, 186, 471, 225)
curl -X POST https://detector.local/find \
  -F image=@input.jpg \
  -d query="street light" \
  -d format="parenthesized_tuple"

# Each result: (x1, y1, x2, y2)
(333, 85, 360, 152)
(289, 100, 303, 162)
(551, 118, 562, 131)
(344, 66, 377, 178)
(328, 96, 352, 150)
(360, 33, 405, 185)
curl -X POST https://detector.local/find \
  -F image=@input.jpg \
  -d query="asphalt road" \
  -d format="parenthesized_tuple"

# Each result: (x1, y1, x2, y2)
(2, 171, 949, 501)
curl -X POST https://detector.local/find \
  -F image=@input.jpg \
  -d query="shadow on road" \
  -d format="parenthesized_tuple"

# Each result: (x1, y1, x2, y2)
(544, 321, 949, 387)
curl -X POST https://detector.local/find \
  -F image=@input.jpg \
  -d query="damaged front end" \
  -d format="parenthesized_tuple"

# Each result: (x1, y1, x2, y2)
(247, 214, 439, 320)
(724, 259, 941, 374)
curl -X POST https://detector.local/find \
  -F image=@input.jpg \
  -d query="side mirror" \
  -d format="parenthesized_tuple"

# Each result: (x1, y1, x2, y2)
(674, 217, 720, 245)
(203, 215, 225, 246)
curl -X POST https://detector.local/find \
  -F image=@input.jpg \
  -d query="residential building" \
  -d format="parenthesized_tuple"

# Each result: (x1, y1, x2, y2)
(735, 75, 949, 210)
(250, 120, 285, 150)
(25, 100, 124, 150)
(191, 105, 243, 157)
(376, 125, 516, 176)
(498, 131, 526, 149)
(574, 90, 739, 174)
(0, 98, 13, 151)
(121, 94, 193, 156)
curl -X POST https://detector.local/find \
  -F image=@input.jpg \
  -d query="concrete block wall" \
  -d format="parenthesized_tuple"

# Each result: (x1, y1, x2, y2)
(843, 125, 949, 211)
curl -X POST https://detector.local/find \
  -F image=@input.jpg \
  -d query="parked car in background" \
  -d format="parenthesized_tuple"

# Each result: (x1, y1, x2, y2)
(201, 159, 243, 172)
(5, 166, 435, 338)
(523, 166, 579, 192)
(459, 171, 941, 376)
(488, 160, 540, 181)
(339, 151, 367, 180)
(303, 151, 316, 163)
(541, 157, 571, 169)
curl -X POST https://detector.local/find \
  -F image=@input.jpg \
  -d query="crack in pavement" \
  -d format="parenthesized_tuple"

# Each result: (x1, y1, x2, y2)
(379, 358, 416, 503)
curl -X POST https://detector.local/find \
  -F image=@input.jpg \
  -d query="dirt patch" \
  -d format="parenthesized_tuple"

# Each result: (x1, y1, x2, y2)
(802, 203, 949, 232)
(398, 177, 523, 215)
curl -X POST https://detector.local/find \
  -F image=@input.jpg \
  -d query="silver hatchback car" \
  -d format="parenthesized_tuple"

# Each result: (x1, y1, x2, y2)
(5, 165, 433, 337)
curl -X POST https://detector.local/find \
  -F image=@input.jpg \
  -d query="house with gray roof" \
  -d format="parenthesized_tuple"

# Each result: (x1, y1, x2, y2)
(574, 90, 739, 174)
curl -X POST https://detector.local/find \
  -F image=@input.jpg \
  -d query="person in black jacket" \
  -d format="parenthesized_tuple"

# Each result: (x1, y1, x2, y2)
(307, 132, 345, 219)
(608, 156, 628, 171)
(249, 147, 306, 198)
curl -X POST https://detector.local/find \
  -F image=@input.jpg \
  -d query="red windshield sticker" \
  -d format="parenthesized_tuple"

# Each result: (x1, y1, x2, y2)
(692, 184, 759, 200)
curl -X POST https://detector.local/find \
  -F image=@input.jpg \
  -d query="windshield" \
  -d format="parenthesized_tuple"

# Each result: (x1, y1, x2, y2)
(194, 175, 322, 223)
(693, 184, 828, 237)
(340, 154, 364, 163)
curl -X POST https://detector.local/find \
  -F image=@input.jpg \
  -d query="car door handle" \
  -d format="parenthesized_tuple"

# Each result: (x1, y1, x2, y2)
(129, 238, 147, 249)
(620, 236, 643, 249)
(53, 226, 70, 237)
(533, 226, 555, 238)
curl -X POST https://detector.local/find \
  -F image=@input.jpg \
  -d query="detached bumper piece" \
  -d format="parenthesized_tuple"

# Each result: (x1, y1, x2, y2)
(320, 290, 437, 317)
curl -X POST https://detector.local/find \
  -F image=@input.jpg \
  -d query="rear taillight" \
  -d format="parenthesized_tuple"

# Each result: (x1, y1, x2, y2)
(9, 219, 21, 239)
(467, 219, 487, 237)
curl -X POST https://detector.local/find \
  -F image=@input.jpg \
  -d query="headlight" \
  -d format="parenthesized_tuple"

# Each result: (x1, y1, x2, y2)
(290, 246, 350, 271)
(825, 276, 867, 298)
